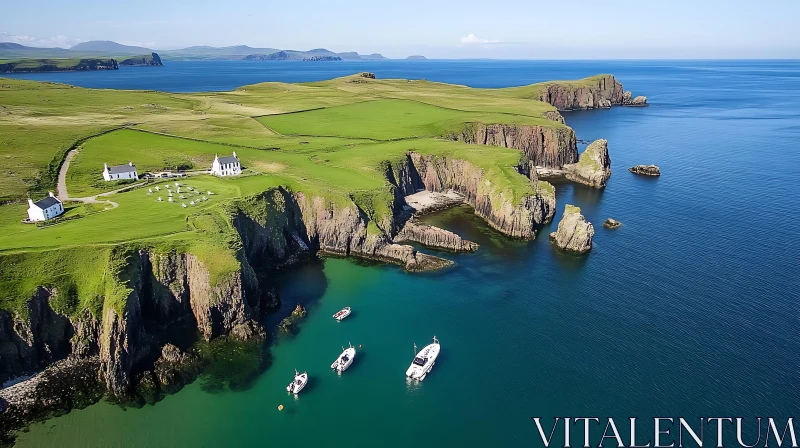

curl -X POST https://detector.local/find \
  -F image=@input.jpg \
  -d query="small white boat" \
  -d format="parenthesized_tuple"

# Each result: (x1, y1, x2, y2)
(286, 369, 308, 394)
(406, 336, 440, 381)
(333, 307, 351, 321)
(330, 343, 356, 373)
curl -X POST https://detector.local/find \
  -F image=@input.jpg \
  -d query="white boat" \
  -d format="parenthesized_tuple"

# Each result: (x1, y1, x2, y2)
(406, 336, 440, 381)
(330, 343, 356, 372)
(333, 307, 351, 321)
(286, 369, 308, 394)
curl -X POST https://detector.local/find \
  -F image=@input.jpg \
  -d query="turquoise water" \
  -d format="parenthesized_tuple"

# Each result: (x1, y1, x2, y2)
(10, 60, 800, 446)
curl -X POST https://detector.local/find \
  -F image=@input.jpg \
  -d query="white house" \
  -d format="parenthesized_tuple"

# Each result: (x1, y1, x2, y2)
(210, 152, 242, 176)
(103, 162, 138, 181)
(27, 192, 64, 222)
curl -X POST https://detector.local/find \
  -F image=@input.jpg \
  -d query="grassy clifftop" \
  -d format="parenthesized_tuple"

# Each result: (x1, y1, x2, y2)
(0, 72, 606, 317)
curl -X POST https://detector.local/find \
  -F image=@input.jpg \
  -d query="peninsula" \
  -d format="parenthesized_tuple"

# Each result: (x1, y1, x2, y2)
(0, 72, 645, 439)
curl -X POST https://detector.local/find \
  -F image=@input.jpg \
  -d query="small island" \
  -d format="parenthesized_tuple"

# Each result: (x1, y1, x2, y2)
(406, 55, 427, 60)
(0, 57, 119, 73)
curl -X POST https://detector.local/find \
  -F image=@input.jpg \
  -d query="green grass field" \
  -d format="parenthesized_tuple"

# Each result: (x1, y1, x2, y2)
(0, 72, 601, 316)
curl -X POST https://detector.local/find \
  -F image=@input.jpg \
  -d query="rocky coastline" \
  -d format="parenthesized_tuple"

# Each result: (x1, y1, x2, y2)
(0, 73, 648, 441)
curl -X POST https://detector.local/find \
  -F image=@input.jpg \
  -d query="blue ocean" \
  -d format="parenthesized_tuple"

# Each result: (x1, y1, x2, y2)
(7, 60, 800, 447)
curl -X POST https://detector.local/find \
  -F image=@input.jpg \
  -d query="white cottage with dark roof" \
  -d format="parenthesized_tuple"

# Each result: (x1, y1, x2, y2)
(103, 162, 138, 181)
(27, 192, 64, 222)
(210, 152, 241, 177)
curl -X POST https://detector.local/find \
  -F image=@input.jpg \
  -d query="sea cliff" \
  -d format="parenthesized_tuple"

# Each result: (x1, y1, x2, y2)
(0, 149, 555, 437)
(446, 123, 577, 169)
(532, 75, 647, 110)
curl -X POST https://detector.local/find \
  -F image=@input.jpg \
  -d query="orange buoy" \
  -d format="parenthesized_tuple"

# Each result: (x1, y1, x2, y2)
(278, 404, 284, 411)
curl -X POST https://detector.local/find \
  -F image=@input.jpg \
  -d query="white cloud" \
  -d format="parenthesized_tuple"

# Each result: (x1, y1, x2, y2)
(459, 33, 498, 46)
(0, 32, 84, 48)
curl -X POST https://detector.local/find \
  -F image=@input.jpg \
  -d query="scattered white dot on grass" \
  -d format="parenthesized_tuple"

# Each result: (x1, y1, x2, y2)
(182, 203, 187, 208)
(168, 197, 174, 202)
(190, 201, 195, 205)
(157, 197, 163, 202)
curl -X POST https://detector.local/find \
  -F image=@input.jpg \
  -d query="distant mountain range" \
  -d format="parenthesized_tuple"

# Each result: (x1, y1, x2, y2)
(0, 41, 390, 61)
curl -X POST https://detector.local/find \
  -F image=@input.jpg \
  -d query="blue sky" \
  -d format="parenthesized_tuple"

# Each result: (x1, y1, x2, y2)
(2, 0, 798, 58)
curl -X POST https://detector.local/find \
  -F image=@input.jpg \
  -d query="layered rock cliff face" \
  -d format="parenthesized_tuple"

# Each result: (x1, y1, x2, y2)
(536, 75, 646, 110)
(446, 123, 577, 168)
(563, 139, 612, 188)
(550, 205, 594, 254)
(390, 153, 555, 239)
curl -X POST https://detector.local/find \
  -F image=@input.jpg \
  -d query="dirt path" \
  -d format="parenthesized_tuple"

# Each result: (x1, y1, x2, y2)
(56, 147, 207, 211)
(56, 148, 135, 210)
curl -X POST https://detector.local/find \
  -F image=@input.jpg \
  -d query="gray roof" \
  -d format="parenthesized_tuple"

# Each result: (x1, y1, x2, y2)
(33, 196, 60, 209)
(108, 164, 137, 174)
(218, 155, 239, 165)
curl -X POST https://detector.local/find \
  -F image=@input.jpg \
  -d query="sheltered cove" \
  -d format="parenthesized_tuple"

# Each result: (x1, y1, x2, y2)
(0, 73, 645, 438)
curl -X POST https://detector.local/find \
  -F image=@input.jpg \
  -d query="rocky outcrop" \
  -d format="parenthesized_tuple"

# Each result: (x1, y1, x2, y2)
(604, 218, 621, 229)
(536, 75, 646, 110)
(550, 205, 594, 254)
(629, 165, 661, 176)
(395, 219, 478, 252)
(293, 191, 453, 272)
(0, 357, 103, 442)
(563, 139, 612, 188)
(447, 122, 577, 168)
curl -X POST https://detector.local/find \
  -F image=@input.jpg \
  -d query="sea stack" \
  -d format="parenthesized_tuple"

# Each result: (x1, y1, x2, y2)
(629, 165, 661, 176)
(564, 139, 611, 188)
(550, 205, 594, 253)
(622, 91, 648, 106)
(604, 218, 621, 229)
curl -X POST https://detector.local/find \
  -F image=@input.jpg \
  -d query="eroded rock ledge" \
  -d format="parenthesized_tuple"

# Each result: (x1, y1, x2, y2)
(395, 219, 478, 252)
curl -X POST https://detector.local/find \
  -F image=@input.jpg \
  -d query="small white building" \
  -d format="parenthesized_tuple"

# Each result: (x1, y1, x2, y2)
(27, 192, 64, 222)
(210, 152, 242, 177)
(103, 162, 138, 181)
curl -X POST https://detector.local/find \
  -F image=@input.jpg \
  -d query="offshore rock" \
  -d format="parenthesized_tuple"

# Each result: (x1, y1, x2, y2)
(629, 165, 661, 176)
(622, 91, 648, 106)
(550, 205, 594, 254)
(395, 219, 478, 252)
(604, 218, 622, 229)
(563, 139, 612, 188)
(278, 304, 307, 334)
(447, 122, 577, 168)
